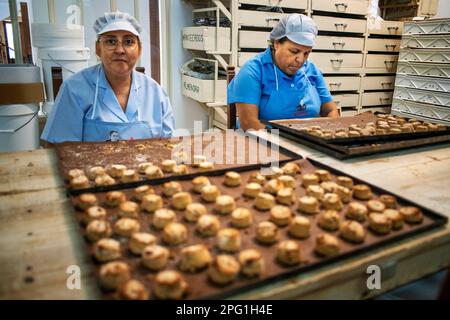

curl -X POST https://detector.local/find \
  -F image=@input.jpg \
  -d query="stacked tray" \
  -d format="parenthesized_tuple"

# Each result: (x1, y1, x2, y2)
(266, 112, 450, 159)
(68, 157, 447, 300)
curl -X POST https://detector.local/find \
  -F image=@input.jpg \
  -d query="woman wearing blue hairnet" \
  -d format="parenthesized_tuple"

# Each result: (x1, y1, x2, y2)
(42, 11, 175, 143)
(228, 14, 339, 131)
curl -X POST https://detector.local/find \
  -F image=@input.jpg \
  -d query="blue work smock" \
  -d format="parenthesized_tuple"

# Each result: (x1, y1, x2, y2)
(227, 47, 333, 124)
(41, 64, 175, 143)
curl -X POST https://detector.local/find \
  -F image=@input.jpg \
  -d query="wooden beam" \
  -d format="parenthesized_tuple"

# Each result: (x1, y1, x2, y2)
(20, 2, 32, 64)
(149, 0, 161, 84)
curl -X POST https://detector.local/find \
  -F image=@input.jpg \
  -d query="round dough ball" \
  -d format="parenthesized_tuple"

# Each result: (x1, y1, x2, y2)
(231, 208, 253, 228)
(314, 233, 340, 257)
(153, 208, 177, 230)
(254, 193, 276, 211)
(105, 191, 126, 207)
(277, 240, 301, 266)
(129, 232, 157, 255)
(179, 244, 212, 272)
(99, 261, 130, 290)
(367, 200, 386, 213)
(145, 165, 164, 179)
(318, 210, 341, 231)
(141, 194, 163, 213)
(301, 173, 319, 188)
(353, 184, 372, 200)
(201, 185, 221, 203)
(345, 202, 368, 222)
(161, 159, 177, 173)
(154, 270, 188, 300)
(276, 188, 295, 205)
(239, 249, 265, 278)
(77, 193, 98, 210)
(162, 223, 188, 245)
(281, 162, 301, 176)
(297, 196, 320, 215)
(117, 279, 149, 300)
(399, 206, 423, 224)
(224, 171, 241, 187)
(340, 220, 365, 243)
(133, 185, 155, 202)
(184, 203, 207, 222)
(163, 181, 182, 197)
(121, 169, 139, 183)
(114, 218, 140, 237)
(255, 221, 278, 244)
(288, 216, 311, 239)
(94, 238, 121, 262)
(208, 255, 240, 285)
(118, 201, 140, 219)
(215, 195, 236, 215)
(217, 228, 241, 253)
(196, 214, 221, 237)
(368, 213, 392, 235)
(141, 245, 170, 271)
(86, 219, 112, 242)
(83, 205, 107, 225)
(192, 176, 211, 193)
(243, 182, 262, 198)
(270, 205, 293, 227)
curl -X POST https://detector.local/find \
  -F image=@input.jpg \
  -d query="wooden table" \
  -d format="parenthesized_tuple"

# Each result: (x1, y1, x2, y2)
(1, 137, 450, 299)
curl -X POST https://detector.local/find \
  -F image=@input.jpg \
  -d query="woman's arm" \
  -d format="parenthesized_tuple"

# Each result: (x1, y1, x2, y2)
(236, 103, 266, 131)
(320, 101, 340, 118)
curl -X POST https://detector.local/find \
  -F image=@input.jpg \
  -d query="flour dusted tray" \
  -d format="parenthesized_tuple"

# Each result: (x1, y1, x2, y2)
(68, 158, 447, 300)
(55, 133, 299, 195)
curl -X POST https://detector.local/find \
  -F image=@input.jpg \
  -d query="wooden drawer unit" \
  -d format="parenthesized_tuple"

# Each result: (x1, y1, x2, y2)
(239, 30, 268, 49)
(315, 35, 364, 51)
(309, 52, 363, 73)
(404, 19, 450, 35)
(396, 61, 450, 78)
(312, 15, 366, 33)
(237, 10, 286, 28)
(395, 74, 450, 93)
(401, 34, 450, 50)
(324, 76, 360, 91)
(366, 38, 401, 52)
(311, 0, 369, 15)
(361, 91, 393, 106)
(182, 27, 230, 52)
(367, 18, 404, 35)
(362, 76, 395, 90)
(238, 0, 307, 10)
(365, 54, 398, 72)
(399, 49, 450, 64)
(332, 93, 359, 108)
(182, 74, 227, 104)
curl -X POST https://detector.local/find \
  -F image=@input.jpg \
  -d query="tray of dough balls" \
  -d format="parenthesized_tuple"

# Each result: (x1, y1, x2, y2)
(68, 158, 447, 300)
(267, 112, 450, 145)
(55, 133, 297, 194)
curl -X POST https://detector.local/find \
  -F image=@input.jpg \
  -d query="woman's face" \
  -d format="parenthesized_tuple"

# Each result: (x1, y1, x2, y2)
(273, 39, 312, 76)
(96, 30, 141, 78)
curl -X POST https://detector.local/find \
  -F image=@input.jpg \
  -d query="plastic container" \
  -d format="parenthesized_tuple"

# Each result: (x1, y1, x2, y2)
(31, 23, 85, 48)
(38, 47, 90, 101)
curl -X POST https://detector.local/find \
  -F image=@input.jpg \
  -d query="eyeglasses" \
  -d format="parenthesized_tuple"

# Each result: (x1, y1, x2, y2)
(98, 36, 139, 50)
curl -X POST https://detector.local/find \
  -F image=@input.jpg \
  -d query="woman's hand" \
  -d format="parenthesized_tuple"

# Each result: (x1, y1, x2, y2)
(320, 101, 340, 118)
(236, 103, 266, 131)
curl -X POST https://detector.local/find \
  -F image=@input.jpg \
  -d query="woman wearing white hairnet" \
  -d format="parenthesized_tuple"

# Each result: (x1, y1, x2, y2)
(228, 14, 339, 131)
(42, 11, 175, 143)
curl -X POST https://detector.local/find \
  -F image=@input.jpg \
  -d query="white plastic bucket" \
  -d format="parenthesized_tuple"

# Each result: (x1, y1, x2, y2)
(38, 47, 90, 101)
(31, 23, 85, 48)
(0, 104, 39, 152)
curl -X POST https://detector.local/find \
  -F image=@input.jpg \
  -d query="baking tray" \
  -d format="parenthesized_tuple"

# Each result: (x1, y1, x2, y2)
(274, 128, 450, 159)
(69, 158, 447, 300)
(55, 133, 301, 195)
(266, 112, 450, 145)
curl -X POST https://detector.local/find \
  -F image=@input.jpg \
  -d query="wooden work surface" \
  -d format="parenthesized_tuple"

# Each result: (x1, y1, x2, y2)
(1, 137, 450, 299)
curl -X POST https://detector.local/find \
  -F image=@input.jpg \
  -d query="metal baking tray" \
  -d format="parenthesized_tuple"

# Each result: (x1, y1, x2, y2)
(274, 127, 450, 159)
(265, 112, 450, 146)
(55, 133, 301, 195)
(68, 158, 447, 300)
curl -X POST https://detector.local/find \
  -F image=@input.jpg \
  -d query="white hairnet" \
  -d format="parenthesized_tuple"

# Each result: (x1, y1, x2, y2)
(94, 11, 142, 37)
(269, 14, 318, 47)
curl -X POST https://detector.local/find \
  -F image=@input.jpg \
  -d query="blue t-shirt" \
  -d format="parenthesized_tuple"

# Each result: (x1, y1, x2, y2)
(227, 48, 332, 122)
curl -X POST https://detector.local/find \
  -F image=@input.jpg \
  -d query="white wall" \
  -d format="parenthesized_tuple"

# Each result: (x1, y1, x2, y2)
(435, 0, 450, 18)
(163, 0, 208, 133)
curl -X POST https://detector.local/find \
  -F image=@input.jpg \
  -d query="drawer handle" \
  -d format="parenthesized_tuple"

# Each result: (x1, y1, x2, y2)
(335, 23, 348, 29)
(332, 41, 346, 47)
(329, 82, 342, 87)
(380, 97, 391, 102)
(385, 44, 397, 50)
(265, 18, 280, 22)
(335, 3, 348, 9)
(384, 60, 396, 65)
(330, 58, 343, 63)
(381, 82, 393, 86)
(387, 26, 399, 30)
